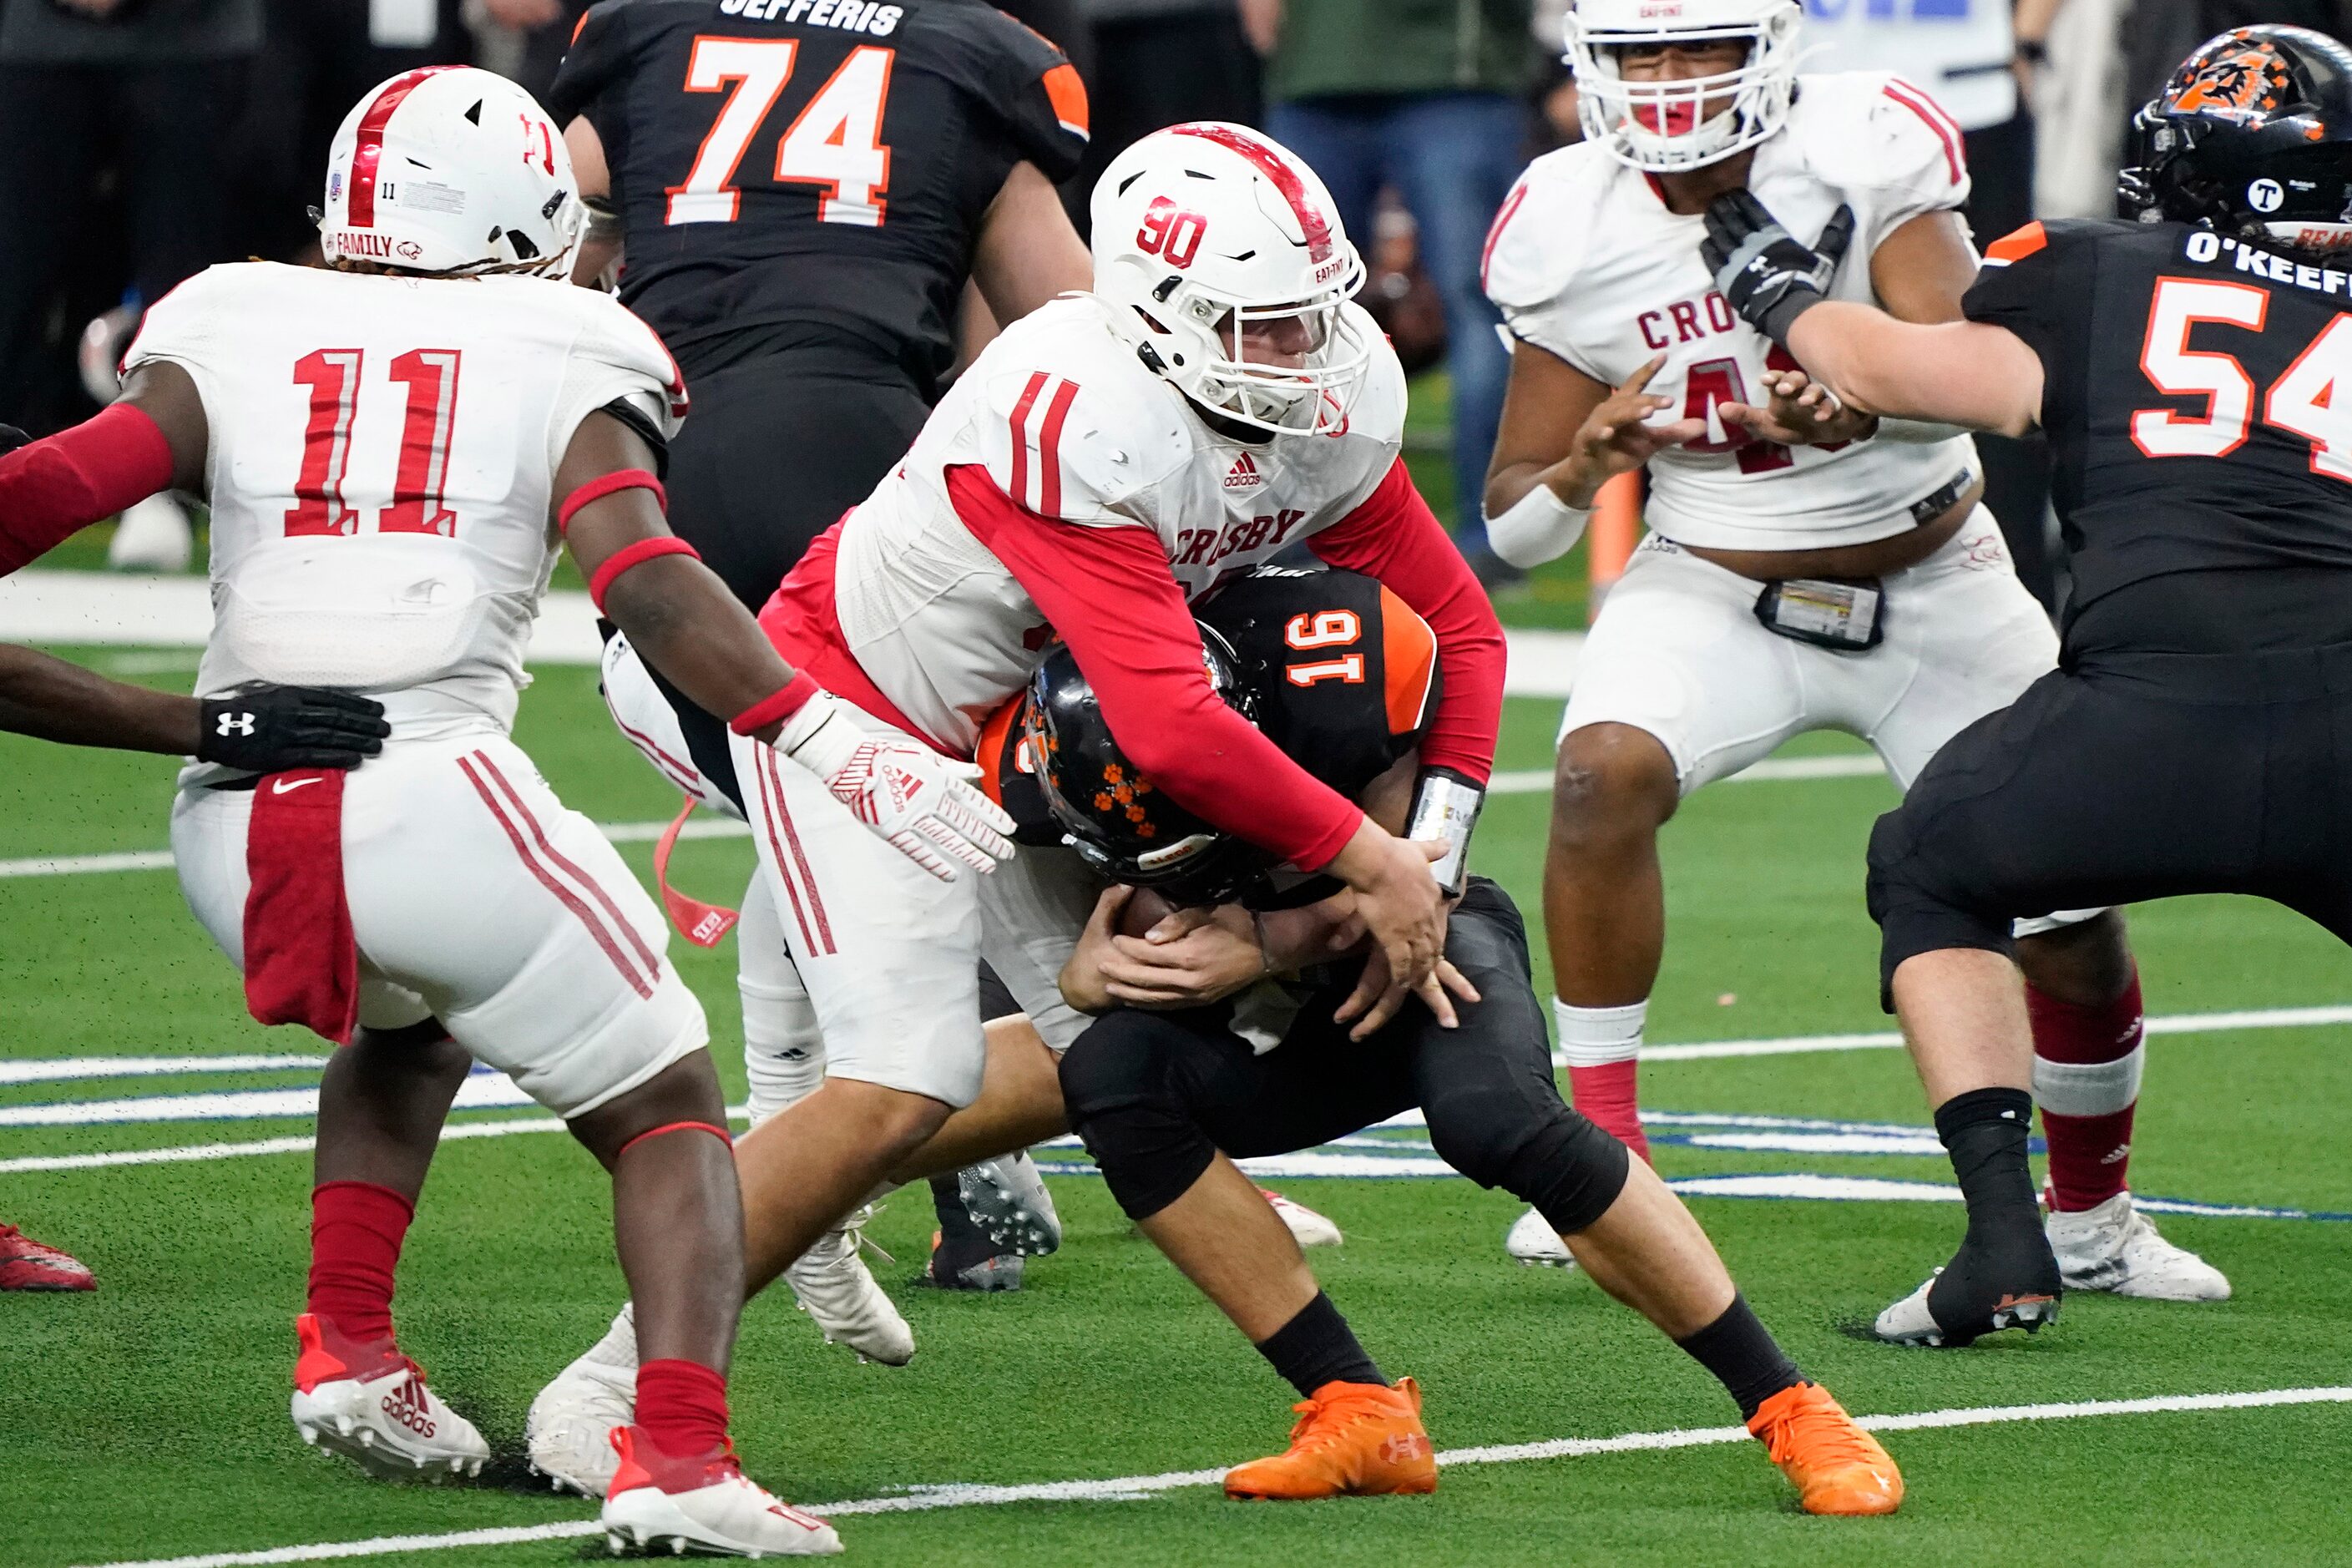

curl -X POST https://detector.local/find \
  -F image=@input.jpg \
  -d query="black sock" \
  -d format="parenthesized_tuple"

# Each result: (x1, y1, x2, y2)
(1673, 1293, 1803, 1420)
(1936, 1086, 2044, 1250)
(1925, 1086, 2062, 1340)
(1254, 1292, 1384, 1399)
(928, 1172, 972, 1236)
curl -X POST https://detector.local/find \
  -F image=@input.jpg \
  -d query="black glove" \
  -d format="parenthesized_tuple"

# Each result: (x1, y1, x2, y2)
(1702, 190, 1855, 347)
(0, 423, 29, 458)
(198, 685, 390, 772)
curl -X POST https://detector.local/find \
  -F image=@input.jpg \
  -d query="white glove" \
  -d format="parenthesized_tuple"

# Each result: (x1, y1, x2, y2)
(776, 690, 1018, 883)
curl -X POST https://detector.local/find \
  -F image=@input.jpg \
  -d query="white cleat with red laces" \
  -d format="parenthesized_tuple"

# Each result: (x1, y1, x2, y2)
(289, 1313, 489, 1480)
(601, 1427, 843, 1557)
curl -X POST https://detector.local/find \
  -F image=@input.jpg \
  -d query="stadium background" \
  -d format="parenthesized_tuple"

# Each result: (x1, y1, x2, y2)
(6, 2, 2352, 1565)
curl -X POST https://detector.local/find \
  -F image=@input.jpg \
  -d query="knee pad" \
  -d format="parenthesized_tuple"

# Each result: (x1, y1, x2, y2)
(1056, 1014, 1216, 1222)
(1428, 1091, 1631, 1236)
(737, 873, 823, 1125)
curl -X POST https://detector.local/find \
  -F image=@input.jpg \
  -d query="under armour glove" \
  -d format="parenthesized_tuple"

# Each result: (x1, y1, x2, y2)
(198, 685, 390, 772)
(778, 690, 1019, 883)
(1702, 191, 1855, 347)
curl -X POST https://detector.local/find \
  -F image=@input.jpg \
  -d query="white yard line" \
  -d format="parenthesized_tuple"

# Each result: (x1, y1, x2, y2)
(0, 1054, 326, 1086)
(0, 756, 1881, 883)
(73, 1385, 2352, 1568)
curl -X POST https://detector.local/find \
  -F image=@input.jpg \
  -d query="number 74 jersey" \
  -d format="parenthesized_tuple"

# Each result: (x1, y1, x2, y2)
(123, 261, 685, 734)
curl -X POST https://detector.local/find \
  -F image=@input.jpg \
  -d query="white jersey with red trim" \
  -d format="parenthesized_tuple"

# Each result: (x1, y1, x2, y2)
(1484, 71, 1979, 553)
(124, 261, 685, 744)
(824, 292, 1406, 755)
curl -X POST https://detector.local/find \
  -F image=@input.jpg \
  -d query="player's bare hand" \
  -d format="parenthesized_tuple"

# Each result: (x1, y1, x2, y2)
(779, 690, 1018, 882)
(1545, 355, 1706, 505)
(1333, 946, 1482, 1041)
(1328, 822, 1451, 1017)
(1717, 367, 1877, 446)
(1100, 904, 1267, 1008)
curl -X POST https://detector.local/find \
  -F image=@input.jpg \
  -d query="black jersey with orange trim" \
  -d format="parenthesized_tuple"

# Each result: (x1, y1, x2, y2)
(549, 0, 1087, 389)
(1965, 217, 2352, 640)
(977, 564, 1439, 848)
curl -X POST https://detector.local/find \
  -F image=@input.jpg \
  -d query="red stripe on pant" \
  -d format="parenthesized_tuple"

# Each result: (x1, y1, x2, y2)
(762, 750, 837, 955)
(753, 744, 822, 954)
(473, 751, 664, 981)
(457, 753, 655, 999)
(244, 768, 360, 1044)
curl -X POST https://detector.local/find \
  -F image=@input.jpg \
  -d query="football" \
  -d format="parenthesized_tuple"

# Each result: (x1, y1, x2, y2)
(1116, 884, 1181, 939)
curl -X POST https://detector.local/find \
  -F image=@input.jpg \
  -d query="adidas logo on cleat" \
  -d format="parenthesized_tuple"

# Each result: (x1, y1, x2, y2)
(380, 1375, 438, 1439)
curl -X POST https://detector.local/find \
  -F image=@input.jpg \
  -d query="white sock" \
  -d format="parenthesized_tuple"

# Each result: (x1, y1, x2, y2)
(1553, 999, 1647, 1066)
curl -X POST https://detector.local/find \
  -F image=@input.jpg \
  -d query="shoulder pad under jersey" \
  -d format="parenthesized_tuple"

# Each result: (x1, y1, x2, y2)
(1480, 144, 1613, 317)
(969, 301, 1192, 525)
(1790, 72, 1971, 218)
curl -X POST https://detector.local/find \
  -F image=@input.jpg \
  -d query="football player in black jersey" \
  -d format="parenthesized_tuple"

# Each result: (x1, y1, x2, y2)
(1026, 565, 1903, 1515)
(550, 0, 1093, 787)
(1704, 23, 2352, 1349)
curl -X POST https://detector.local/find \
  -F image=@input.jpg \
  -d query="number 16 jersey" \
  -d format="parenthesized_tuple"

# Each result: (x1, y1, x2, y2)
(123, 261, 685, 742)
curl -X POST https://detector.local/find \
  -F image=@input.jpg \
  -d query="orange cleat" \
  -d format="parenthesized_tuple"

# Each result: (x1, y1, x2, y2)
(1223, 1377, 1437, 1500)
(1746, 1382, 1903, 1516)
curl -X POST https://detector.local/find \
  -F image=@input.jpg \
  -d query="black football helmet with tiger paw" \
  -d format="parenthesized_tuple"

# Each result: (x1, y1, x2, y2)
(2121, 25, 2352, 259)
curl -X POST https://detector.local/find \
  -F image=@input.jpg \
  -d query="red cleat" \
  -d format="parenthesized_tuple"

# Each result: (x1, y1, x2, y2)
(0, 1223, 94, 1291)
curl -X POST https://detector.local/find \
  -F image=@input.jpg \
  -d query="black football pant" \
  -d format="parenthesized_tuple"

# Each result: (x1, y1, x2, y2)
(1869, 640, 2352, 999)
(640, 351, 931, 808)
(1057, 881, 1631, 1234)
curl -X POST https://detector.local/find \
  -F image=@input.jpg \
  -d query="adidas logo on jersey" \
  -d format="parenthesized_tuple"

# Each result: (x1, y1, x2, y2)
(1224, 453, 1266, 493)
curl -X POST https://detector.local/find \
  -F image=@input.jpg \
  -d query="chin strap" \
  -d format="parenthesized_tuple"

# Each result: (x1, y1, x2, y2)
(1404, 767, 1485, 898)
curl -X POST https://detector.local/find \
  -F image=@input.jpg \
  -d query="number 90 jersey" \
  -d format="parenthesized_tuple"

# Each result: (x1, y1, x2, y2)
(123, 261, 685, 739)
(549, 0, 1089, 388)
(1484, 72, 1978, 554)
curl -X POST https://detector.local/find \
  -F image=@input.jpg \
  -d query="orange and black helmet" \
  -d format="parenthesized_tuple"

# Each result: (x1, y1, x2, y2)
(2121, 25, 2352, 256)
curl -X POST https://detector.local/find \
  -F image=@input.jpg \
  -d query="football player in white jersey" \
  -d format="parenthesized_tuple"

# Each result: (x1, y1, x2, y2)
(0, 65, 1015, 1560)
(525, 121, 1509, 1495)
(1477, 0, 2226, 1315)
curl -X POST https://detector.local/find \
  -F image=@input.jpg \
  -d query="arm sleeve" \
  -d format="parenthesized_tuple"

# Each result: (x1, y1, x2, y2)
(947, 464, 1364, 872)
(0, 405, 178, 578)
(1302, 458, 1504, 786)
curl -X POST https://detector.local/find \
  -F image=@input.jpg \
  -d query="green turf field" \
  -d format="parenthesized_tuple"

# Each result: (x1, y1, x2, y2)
(5, 648, 2352, 1568)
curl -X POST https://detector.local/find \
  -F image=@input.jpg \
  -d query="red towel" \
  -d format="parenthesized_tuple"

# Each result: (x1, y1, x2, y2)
(243, 770, 357, 1044)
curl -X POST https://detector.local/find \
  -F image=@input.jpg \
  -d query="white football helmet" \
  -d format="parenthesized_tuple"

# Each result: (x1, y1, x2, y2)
(1091, 123, 1368, 436)
(318, 66, 583, 278)
(1565, 0, 1803, 173)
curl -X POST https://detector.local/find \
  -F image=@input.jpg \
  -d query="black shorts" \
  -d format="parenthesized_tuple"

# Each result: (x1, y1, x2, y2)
(640, 349, 932, 806)
(1868, 640, 2352, 999)
(1059, 881, 1630, 1232)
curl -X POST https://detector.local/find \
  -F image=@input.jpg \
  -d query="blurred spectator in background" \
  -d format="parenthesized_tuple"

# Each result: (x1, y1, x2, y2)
(0, 0, 260, 569)
(475, 0, 584, 103)
(1247, 0, 1536, 586)
(238, 0, 473, 262)
(1069, 0, 1258, 228)
(1798, 0, 2066, 609)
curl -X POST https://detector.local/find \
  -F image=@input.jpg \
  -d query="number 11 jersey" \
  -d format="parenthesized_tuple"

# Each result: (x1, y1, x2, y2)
(123, 261, 685, 741)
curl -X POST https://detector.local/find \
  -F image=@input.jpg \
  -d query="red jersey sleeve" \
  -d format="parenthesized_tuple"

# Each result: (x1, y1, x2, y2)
(1306, 458, 1504, 784)
(0, 405, 178, 578)
(947, 465, 1363, 872)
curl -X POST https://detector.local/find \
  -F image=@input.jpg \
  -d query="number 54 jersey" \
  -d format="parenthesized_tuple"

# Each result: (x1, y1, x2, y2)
(1965, 217, 2352, 626)
(123, 261, 685, 745)
(1484, 71, 1978, 554)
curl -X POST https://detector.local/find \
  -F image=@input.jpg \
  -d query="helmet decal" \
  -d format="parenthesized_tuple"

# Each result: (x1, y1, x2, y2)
(346, 67, 458, 229)
(2167, 35, 2294, 124)
(1169, 123, 1334, 269)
